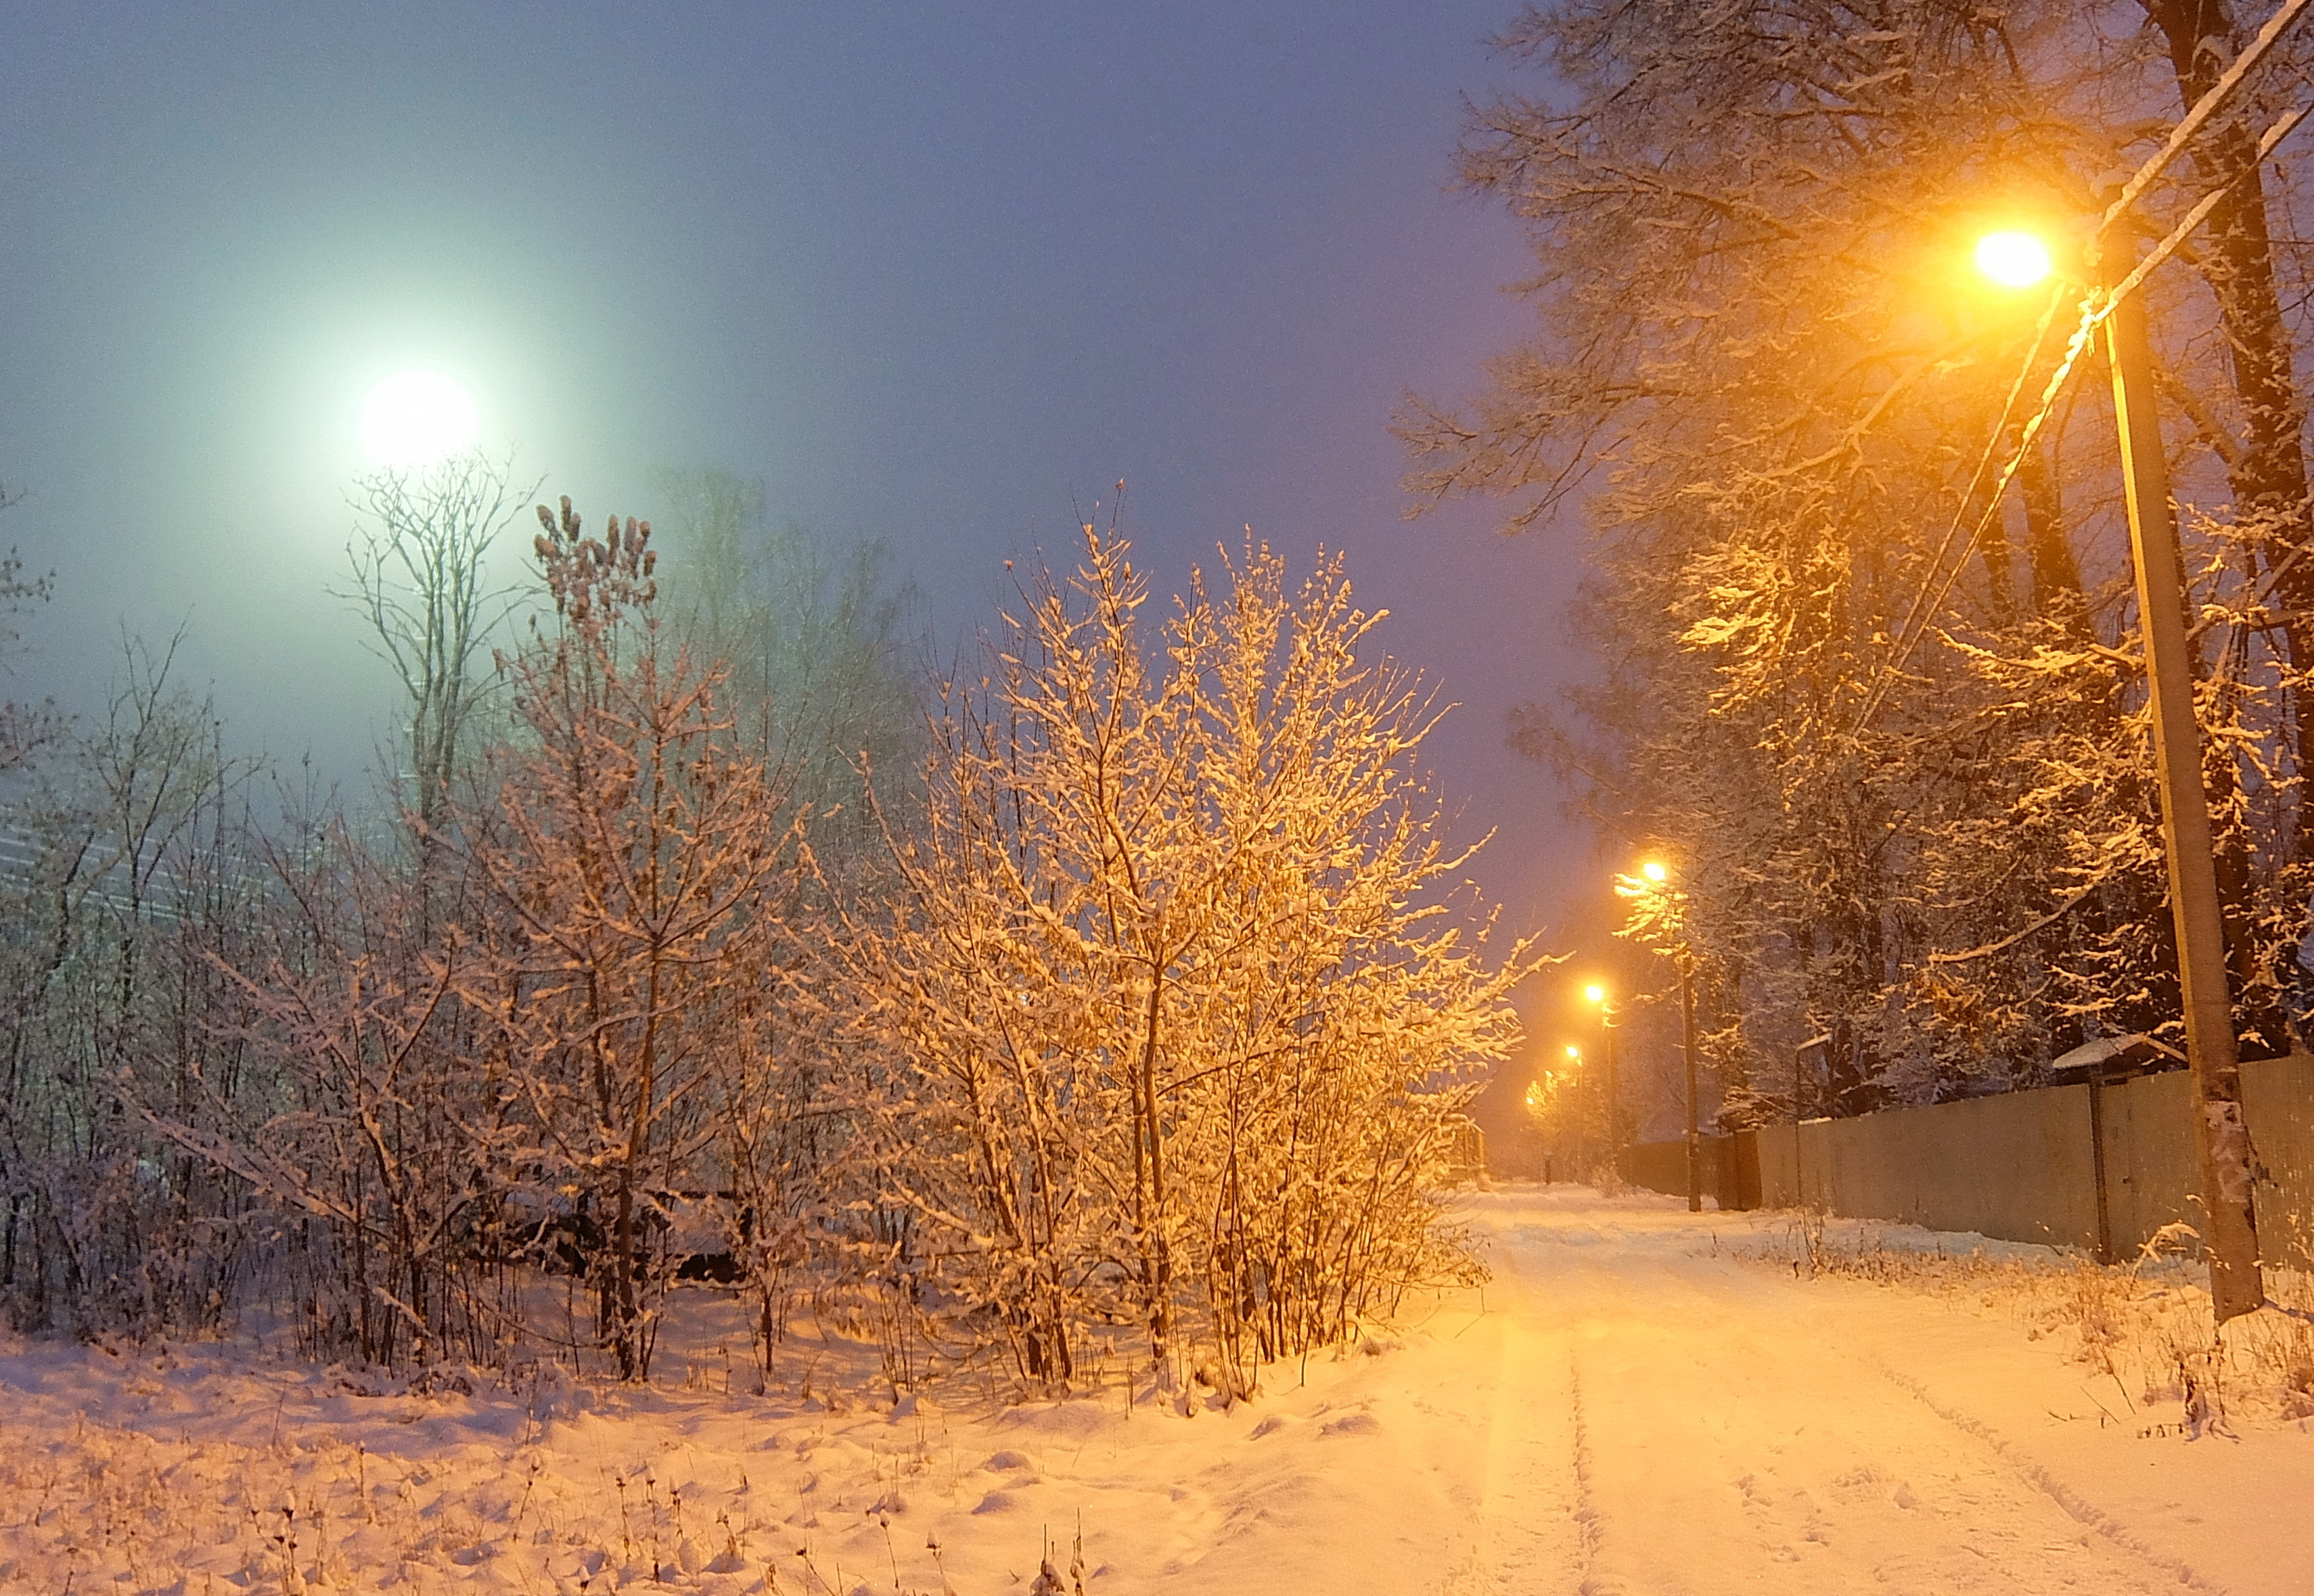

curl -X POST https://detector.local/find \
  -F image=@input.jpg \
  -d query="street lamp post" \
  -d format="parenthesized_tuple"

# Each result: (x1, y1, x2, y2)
(1585, 984, 1620, 1184)
(1679, 953, 1702, 1213)
(1627, 860, 1704, 1212)
(2098, 252, 2264, 1319)
(1976, 231, 2265, 1319)
(1564, 1043, 1586, 1178)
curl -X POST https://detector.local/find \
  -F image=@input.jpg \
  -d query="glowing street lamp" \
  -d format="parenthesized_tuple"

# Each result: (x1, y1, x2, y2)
(1622, 859, 1704, 1212)
(1973, 230, 2053, 290)
(1972, 226, 2264, 1315)
(1583, 984, 1620, 1181)
(360, 369, 480, 469)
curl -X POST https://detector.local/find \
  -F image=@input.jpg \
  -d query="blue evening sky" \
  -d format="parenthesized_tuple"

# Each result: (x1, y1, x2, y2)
(0, 2, 1595, 947)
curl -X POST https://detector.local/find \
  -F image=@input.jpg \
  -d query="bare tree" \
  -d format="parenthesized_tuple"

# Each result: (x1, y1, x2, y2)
(5, 637, 268, 1337)
(0, 542, 59, 776)
(338, 453, 531, 851)
(650, 464, 924, 874)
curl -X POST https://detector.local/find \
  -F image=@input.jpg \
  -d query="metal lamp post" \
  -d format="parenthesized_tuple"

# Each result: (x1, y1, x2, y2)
(1625, 860, 1704, 1212)
(1585, 984, 1620, 1183)
(1564, 1043, 1586, 1179)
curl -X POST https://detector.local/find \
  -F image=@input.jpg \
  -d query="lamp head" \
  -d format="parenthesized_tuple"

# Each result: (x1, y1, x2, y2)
(1584, 982, 1606, 1005)
(1974, 230, 2053, 290)
(1641, 861, 1668, 884)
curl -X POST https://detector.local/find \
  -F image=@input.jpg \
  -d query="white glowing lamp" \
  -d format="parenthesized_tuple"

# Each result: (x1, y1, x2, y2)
(1974, 231, 2053, 290)
(360, 370, 480, 468)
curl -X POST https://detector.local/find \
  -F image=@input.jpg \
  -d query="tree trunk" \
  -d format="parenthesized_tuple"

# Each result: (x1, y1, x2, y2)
(1135, 968, 1171, 1371)
(2146, 0, 2314, 881)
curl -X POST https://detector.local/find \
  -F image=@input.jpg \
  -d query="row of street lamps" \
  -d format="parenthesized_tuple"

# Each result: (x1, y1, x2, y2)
(1541, 859, 1702, 1212)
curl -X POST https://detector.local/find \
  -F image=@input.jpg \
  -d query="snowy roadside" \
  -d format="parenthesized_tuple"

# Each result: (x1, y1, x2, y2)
(0, 1279, 1463, 1594)
(2, 1187, 2309, 1594)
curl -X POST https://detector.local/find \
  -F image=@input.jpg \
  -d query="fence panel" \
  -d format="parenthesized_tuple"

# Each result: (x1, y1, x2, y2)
(2246, 1055, 2314, 1269)
(1614, 1055, 2314, 1267)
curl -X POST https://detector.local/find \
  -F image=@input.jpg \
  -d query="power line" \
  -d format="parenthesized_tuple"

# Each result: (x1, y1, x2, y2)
(1841, 9, 2314, 739)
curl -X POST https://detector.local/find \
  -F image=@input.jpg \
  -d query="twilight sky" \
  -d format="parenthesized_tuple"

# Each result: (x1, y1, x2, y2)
(0, 3, 1599, 960)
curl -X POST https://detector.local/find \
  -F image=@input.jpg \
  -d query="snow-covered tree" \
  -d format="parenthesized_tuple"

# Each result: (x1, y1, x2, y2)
(859, 526, 1529, 1391)
(460, 498, 811, 1381)
(1417, 1, 2314, 1105)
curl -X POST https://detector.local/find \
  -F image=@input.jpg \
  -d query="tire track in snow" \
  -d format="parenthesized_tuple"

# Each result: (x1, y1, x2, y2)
(1868, 1358, 2228, 1595)
(1568, 1352, 1611, 1596)
(1619, 1243, 2222, 1593)
(1494, 1213, 2193, 1594)
(1428, 1221, 1587, 1595)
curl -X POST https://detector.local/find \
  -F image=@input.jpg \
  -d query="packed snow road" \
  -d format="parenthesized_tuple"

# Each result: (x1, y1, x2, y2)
(1387, 1190, 2312, 1595)
(0, 1188, 2307, 1593)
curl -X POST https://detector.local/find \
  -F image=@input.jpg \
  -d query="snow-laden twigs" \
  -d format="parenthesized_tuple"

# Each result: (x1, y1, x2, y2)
(849, 526, 1537, 1394)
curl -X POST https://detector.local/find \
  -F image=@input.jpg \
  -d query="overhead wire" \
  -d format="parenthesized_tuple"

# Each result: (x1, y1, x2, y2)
(1825, 0, 2314, 744)
(1842, 89, 2314, 742)
(1838, 285, 2094, 737)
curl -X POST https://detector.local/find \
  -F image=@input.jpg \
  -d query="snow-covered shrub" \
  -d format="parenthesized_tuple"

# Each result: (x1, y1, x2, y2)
(853, 526, 1531, 1392)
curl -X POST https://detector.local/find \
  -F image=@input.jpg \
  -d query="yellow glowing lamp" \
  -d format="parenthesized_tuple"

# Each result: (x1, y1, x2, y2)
(1642, 861, 1668, 884)
(1584, 982, 1606, 1005)
(1974, 231, 2053, 290)
(1564, 1044, 1581, 1059)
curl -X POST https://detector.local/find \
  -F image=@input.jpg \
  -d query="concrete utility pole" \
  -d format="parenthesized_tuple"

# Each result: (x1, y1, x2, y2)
(1681, 960, 1702, 1212)
(2102, 273, 2265, 1319)
(2064, 0, 2314, 1322)
(1601, 1005, 1621, 1176)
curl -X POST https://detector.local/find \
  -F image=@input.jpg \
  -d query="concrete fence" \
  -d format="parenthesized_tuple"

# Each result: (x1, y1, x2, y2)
(1614, 1053, 2314, 1267)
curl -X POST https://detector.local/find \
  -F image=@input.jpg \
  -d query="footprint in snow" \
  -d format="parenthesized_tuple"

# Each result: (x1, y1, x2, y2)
(981, 1449, 1033, 1472)
(1249, 1413, 1292, 1439)
(1320, 1412, 1381, 1438)
(974, 1489, 1020, 1514)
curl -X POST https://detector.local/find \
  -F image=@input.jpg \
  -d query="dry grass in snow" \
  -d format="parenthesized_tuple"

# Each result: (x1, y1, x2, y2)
(0, 1283, 1393, 1595)
(1741, 1209, 2314, 1437)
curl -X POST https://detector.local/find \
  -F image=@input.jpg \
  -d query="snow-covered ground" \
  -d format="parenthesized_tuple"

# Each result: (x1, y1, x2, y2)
(3, 1187, 2309, 1594)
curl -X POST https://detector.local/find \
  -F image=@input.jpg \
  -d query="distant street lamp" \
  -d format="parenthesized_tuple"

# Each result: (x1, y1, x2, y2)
(1583, 984, 1620, 1181)
(1617, 861, 1704, 1212)
(1973, 227, 2265, 1317)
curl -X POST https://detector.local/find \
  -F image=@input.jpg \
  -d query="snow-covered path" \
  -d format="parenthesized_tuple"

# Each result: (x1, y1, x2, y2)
(1428, 1195, 2244, 1594)
(1170, 1188, 2313, 1594)
(1235, 1189, 2311, 1595)
(2, 1188, 2309, 1594)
